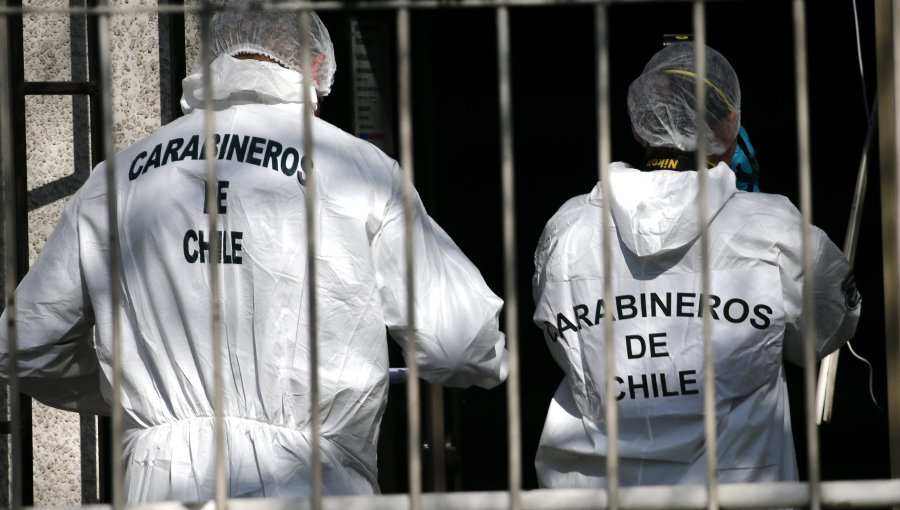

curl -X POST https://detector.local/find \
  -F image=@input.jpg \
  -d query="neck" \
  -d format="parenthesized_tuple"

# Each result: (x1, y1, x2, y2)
(234, 53, 282, 67)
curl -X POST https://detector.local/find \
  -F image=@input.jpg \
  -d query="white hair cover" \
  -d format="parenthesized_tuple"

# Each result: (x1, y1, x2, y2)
(627, 43, 741, 155)
(210, 0, 336, 96)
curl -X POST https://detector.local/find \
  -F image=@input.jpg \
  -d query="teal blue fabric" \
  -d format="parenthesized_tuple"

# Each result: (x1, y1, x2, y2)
(731, 126, 760, 192)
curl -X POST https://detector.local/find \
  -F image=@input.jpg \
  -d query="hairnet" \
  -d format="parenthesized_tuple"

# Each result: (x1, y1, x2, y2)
(627, 43, 740, 155)
(210, 1, 336, 96)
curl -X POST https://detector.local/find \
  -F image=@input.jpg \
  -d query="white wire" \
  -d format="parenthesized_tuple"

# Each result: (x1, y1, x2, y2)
(851, 0, 869, 116)
(847, 0, 882, 415)
(845, 341, 884, 412)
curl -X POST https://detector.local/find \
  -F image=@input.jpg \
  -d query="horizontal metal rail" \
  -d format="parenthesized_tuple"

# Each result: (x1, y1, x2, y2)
(21, 81, 97, 95)
(0, 0, 789, 17)
(12, 481, 900, 510)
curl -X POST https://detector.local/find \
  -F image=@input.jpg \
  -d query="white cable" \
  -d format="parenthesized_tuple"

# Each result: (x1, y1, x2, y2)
(851, 0, 869, 116)
(847, 0, 882, 415)
(845, 341, 884, 412)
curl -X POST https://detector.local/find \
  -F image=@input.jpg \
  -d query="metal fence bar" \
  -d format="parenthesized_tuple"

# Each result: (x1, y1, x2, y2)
(594, 4, 618, 510)
(20, 81, 97, 94)
(885, 0, 900, 481)
(298, 8, 323, 510)
(196, 2, 227, 508)
(428, 385, 446, 492)
(95, 4, 124, 509)
(158, 0, 186, 124)
(396, 7, 422, 510)
(691, 4, 717, 510)
(0, 4, 23, 508)
(792, 1, 820, 508)
(7, 480, 900, 510)
(4, 0, 34, 503)
(0, 0, 785, 17)
(86, 0, 114, 502)
(495, 5, 522, 510)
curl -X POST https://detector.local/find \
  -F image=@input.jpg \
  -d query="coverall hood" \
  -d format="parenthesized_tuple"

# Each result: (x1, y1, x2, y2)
(601, 162, 737, 257)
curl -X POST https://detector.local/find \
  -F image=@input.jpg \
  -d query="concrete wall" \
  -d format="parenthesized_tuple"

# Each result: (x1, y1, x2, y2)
(6, 0, 168, 504)
(24, 3, 87, 503)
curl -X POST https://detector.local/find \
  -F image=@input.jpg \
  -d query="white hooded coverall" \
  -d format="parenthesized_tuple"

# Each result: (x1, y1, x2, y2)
(0, 56, 508, 502)
(532, 162, 860, 486)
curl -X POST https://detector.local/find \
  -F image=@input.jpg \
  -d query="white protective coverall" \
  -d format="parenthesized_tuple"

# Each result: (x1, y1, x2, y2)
(0, 56, 508, 502)
(532, 162, 860, 486)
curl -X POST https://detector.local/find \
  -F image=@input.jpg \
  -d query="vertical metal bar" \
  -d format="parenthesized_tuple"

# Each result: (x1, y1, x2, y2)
(70, 0, 90, 180)
(595, 3, 617, 510)
(792, 1, 820, 508)
(691, 4, 717, 510)
(4, 0, 32, 502)
(397, 8, 422, 510)
(83, 0, 114, 501)
(95, 5, 124, 509)
(881, 0, 900, 482)
(70, 0, 98, 501)
(87, 0, 105, 169)
(496, 5, 521, 510)
(197, 2, 226, 508)
(5, 0, 25, 289)
(0, 5, 22, 508)
(158, 0, 185, 124)
(85, 0, 114, 501)
(298, 9, 322, 510)
(428, 385, 446, 492)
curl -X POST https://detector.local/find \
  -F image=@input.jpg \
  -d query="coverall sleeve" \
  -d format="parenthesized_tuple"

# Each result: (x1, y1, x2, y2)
(372, 163, 509, 389)
(0, 189, 109, 415)
(781, 226, 861, 366)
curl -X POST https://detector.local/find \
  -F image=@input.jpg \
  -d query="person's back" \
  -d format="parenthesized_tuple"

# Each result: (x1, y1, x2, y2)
(0, 5, 508, 503)
(106, 84, 400, 500)
(532, 43, 860, 487)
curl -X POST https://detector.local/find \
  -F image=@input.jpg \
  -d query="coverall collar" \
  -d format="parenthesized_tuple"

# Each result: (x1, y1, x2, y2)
(180, 54, 318, 115)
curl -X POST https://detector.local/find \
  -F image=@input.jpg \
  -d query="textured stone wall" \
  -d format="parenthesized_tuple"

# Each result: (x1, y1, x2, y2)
(24, 1, 88, 504)
(14, 0, 162, 505)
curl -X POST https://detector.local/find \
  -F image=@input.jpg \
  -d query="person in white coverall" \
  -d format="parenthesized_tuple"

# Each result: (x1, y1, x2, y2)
(532, 43, 860, 486)
(0, 4, 508, 503)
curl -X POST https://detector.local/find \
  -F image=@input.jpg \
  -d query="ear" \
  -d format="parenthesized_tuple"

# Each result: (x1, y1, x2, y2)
(311, 53, 327, 88)
(711, 111, 739, 164)
(714, 110, 739, 149)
